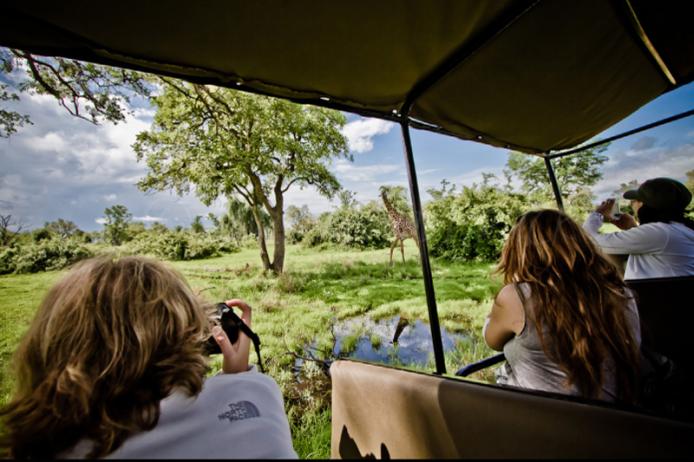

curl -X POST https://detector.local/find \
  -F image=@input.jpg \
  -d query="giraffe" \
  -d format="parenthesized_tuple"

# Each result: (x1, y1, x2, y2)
(380, 188, 420, 265)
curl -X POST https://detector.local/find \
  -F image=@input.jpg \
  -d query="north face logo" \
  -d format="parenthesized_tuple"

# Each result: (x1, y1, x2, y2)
(218, 401, 260, 422)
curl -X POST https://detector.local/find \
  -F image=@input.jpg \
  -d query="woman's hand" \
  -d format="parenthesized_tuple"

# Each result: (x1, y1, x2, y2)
(212, 299, 252, 374)
(611, 213, 638, 230)
(595, 199, 638, 230)
(595, 199, 616, 222)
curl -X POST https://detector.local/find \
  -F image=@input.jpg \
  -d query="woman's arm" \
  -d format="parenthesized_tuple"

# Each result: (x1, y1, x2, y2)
(483, 284, 525, 351)
(583, 212, 668, 255)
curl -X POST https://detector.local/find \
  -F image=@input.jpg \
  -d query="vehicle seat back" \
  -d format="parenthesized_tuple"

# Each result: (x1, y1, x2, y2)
(330, 359, 694, 458)
(625, 276, 694, 366)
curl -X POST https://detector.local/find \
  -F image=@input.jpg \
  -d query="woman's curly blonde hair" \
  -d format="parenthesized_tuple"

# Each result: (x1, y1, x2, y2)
(0, 256, 210, 459)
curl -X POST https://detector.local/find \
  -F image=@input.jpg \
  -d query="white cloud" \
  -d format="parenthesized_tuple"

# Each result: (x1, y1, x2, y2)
(342, 118, 394, 153)
(22, 132, 67, 152)
(133, 215, 165, 222)
(103, 194, 118, 201)
(332, 159, 401, 182)
(593, 143, 694, 199)
(447, 167, 506, 189)
(95, 218, 107, 225)
(283, 185, 334, 214)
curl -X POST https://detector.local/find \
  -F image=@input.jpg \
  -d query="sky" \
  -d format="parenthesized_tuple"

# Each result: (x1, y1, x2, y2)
(1, 73, 693, 232)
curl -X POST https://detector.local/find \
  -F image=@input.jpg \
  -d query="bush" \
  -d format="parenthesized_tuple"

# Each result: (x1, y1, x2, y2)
(3, 239, 93, 274)
(0, 247, 18, 274)
(305, 202, 391, 249)
(239, 234, 259, 249)
(124, 231, 238, 261)
(426, 184, 528, 262)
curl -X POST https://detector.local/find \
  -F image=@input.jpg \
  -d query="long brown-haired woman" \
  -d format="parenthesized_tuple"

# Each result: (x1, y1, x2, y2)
(0, 256, 297, 459)
(483, 209, 641, 403)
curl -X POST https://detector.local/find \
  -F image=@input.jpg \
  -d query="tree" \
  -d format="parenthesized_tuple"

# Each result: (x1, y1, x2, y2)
(103, 205, 132, 246)
(378, 185, 412, 217)
(504, 145, 608, 219)
(217, 197, 271, 244)
(286, 205, 315, 244)
(337, 190, 357, 209)
(207, 213, 220, 231)
(0, 214, 24, 246)
(191, 216, 205, 234)
(134, 81, 348, 273)
(150, 222, 168, 234)
(45, 218, 79, 240)
(613, 179, 640, 198)
(127, 221, 147, 238)
(1, 47, 150, 137)
(505, 145, 608, 201)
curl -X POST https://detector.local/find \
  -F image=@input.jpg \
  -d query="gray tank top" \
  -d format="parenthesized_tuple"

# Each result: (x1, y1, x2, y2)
(496, 283, 641, 402)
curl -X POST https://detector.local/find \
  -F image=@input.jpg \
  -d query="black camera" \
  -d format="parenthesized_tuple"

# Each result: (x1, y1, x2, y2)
(204, 302, 264, 372)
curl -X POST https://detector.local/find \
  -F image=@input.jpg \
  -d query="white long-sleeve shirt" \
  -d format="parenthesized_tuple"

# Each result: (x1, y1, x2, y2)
(583, 212, 694, 280)
(60, 367, 298, 459)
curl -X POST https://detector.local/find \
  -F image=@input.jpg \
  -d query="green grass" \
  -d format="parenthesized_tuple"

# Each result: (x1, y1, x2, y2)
(0, 242, 501, 458)
(0, 271, 62, 405)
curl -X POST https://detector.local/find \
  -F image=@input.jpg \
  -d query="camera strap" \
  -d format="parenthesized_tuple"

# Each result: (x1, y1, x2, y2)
(238, 322, 265, 373)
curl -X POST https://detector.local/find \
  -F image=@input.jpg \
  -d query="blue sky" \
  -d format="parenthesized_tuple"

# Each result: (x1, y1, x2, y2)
(1, 77, 693, 232)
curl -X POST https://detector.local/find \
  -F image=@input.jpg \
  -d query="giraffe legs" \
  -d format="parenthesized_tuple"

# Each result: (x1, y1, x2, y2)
(400, 240, 405, 263)
(389, 239, 399, 266)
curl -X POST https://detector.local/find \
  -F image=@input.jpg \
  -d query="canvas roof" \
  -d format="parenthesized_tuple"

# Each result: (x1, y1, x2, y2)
(2, 0, 692, 154)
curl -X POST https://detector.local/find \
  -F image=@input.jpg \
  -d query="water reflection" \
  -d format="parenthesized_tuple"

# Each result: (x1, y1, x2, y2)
(294, 315, 467, 374)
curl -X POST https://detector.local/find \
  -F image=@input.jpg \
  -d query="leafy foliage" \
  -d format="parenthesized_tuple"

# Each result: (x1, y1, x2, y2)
(103, 204, 132, 246)
(133, 80, 348, 273)
(190, 216, 205, 234)
(286, 205, 315, 244)
(44, 219, 80, 239)
(0, 214, 24, 247)
(304, 201, 391, 249)
(504, 146, 607, 220)
(0, 47, 150, 137)
(216, 197, 271, 245)
(124, 230, 238, 261)
(0, 238, 92, 274)
(426, 182, 528, 261)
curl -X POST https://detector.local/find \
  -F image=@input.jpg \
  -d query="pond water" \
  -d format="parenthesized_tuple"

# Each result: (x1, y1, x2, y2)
(294, 315, 468, 373)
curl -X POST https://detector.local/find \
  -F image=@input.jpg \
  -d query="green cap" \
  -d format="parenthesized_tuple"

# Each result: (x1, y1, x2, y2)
(623, 177, 692, 211)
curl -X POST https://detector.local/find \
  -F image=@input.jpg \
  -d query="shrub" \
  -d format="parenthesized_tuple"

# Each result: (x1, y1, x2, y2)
(32, 228, 54, 242)
(7, 239, 92, 274)
(239, 234, 259, 249)
(124, 231, 238, 261)
(0, 247, 18, 274)
(426, 184, 528, 262)
(305, 202, 391, 249)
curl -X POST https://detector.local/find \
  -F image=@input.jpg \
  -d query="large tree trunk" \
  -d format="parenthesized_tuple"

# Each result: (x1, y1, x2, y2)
(270, 210, 285, 274)
(251, 206, 272, 271)
(263, 178, 286, 274)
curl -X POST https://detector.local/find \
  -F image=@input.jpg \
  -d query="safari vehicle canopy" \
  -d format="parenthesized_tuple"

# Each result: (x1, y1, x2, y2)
(2, 0, 694, 458)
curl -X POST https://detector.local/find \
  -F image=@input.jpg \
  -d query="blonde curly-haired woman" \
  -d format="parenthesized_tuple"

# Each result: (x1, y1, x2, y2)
(0, 256, 297, 459)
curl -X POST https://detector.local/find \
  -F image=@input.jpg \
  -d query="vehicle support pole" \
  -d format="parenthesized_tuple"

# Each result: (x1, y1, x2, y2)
(544, 156, 564, 211)
(400, 121, 447, 375)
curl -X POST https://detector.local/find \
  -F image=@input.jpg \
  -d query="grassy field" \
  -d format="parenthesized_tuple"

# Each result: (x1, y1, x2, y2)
(0, 242, 502, 458)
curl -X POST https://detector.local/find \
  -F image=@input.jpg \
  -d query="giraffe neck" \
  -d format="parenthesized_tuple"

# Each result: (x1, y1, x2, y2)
(381, 193, 398, 214)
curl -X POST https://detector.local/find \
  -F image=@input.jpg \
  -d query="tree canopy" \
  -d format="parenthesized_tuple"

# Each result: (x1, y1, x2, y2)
(0, 47, 150, 137)
(103, 204, 132, 246)
(134, 80, 348, 272)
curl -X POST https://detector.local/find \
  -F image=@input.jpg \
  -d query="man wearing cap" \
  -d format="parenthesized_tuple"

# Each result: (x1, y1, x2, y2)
(583, 177, 694, 280)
